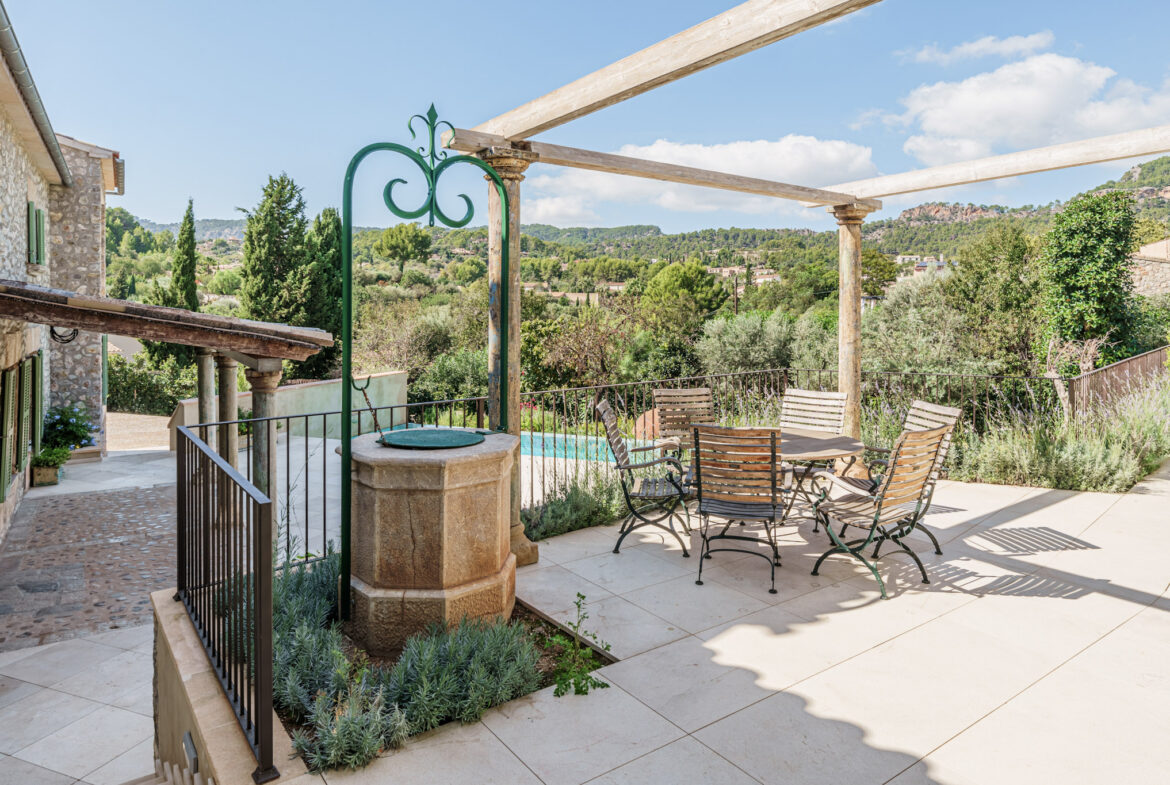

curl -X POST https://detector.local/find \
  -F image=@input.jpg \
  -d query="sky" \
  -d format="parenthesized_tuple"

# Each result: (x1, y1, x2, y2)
(9, 0, 1170, 233)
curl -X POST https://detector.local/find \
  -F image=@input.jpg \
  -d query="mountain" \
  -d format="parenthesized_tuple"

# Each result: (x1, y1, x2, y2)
(520, 224, 662, 244)
(138, 217, 246, 241)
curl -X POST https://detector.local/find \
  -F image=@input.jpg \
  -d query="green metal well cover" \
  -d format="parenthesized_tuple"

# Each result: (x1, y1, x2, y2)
(377, 429, 486, 450)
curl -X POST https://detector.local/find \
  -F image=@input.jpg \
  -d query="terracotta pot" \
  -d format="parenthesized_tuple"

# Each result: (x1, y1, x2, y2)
(32, 465, 62, 487)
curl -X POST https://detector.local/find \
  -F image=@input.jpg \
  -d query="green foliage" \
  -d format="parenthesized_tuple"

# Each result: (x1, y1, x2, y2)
(206, 268, 242, 295)
(172, 199, 199, 311)
(696, 310, 793, 375)
(273, 551, 541, 772)
(31, 446, 71, 468)
(790, 307, 838, 370)
(240, 173, 309, 324)
(106, 353, 197, 416)
(521, 472, 623, 541)
(105, 207, 140, 257)
(549, 594, 610, 697)
(287, 208, 344, 379)
(946, 222, 1043, 375)
(861, 248, 897, 296)
(375, 222, 432, 273)
(617, 331, 700, 383)
(42, 406, 95, 450)
(642, 259, 727, 320)
(1041, 191, 1139, 364)
(949, 378, 1170, 492)
(448, 256, 486, 285)
(409, 348, 488, 403)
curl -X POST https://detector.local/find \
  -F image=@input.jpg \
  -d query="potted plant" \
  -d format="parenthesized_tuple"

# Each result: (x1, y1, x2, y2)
(31, 446, 70, 486)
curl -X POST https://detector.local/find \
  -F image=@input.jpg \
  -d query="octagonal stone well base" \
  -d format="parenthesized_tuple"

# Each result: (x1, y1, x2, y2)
(346, 429, 519, 658)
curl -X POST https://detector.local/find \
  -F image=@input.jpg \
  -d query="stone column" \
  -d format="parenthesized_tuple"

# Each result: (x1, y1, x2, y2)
(214, 354, 239, 468)
(244, 367, 282, 502)
(195, 348, 216, 449)
(482, 148, 539, 567)
(832, 205, 872, 440)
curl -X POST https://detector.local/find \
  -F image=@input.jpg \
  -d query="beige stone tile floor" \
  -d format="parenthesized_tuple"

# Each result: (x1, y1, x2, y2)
(0, 624, 154, 785)
(341, 461, 1170, 785)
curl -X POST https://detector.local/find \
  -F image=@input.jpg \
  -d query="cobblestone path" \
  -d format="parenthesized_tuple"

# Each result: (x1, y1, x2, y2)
(0, 484, 175, 651)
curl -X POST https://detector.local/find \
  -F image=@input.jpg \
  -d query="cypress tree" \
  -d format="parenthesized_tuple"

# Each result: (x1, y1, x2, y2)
(172, 199, 199, 311)
(288, 208, 344, 379)
(239, 173, 308, 324)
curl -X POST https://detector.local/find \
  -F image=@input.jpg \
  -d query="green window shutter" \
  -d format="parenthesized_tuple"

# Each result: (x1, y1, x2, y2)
(27, 202, 36, 265)
(17, 360, 31, 471)
(32, 352, 43, 454)
(0, 369, 14, 501)
(36, 208, 45, 264)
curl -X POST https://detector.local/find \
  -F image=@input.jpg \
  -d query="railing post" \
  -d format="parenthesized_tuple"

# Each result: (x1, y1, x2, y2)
(476, 397, 485, 429)
(176, 433, 187, 598)
(252, 493, 277, 784)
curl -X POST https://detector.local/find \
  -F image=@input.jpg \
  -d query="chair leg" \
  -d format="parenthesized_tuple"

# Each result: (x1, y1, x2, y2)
(893, 536, 930, 584)
(695, 515, 710, 586)
(918, 523, 943, 555)
(812, 516, 887, 600)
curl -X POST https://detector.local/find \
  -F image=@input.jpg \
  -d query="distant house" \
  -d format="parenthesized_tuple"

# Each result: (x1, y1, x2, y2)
(1132, 239, 1170, 296)
(0, 8, 124, 538)
(913, 256, 953, 276)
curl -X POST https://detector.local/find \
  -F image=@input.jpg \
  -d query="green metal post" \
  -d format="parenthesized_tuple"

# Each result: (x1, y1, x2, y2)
(339, 106, 510, 620)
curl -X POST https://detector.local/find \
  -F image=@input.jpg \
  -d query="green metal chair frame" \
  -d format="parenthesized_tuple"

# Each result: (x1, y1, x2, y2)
(596, 400, 691, 557)
(692, 425, 789, 595)
(810, 424, 950, 599)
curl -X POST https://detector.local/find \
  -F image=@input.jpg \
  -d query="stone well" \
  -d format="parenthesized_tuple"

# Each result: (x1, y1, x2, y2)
(347, 429, 518, 656)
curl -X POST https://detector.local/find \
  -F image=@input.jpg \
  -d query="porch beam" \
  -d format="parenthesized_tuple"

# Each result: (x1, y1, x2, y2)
(819, 124, 1170, 200)
(473, 0, 882, 140)
(446, 128, 881, 209)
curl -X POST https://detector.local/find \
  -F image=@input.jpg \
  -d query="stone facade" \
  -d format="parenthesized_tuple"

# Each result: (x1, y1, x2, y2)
(0, 107, 51, 544)
(1133, 240, 1170, 297)
(48, 140, 107, 450)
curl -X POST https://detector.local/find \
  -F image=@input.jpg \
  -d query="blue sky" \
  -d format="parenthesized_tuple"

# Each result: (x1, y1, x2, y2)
(11, 0, 1170, 233)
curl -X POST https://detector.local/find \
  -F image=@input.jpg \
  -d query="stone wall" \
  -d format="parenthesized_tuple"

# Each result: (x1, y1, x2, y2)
(49, 141, 106, 451)
(0, 107, 51, 545)
(1133, 258, 1170, 297)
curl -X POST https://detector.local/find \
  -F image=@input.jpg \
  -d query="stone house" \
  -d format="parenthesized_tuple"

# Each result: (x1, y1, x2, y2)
(1132, 239, 1170, 296)
(0, 7, 124, 541)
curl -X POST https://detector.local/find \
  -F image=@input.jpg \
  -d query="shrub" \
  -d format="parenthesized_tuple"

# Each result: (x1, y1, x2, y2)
(522, 472, 623, 541)
(695, 310, 793, 375)
(409, 348, 488, 403)
(949, 377, 1170, 492)
(42, 405, 95, 449)
(273, 550, 541, 772)
(31, 446, 71, 468)
(107, 353, 197, 415)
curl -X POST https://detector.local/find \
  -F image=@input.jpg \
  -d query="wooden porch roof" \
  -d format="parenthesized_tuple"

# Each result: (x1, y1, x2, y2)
(0, 279, 332, 362)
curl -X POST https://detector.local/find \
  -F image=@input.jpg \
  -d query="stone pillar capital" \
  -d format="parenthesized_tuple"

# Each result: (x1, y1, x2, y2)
(195, 347, 215, 358)
(214, 353, 238, 370)
(829, 204, 874, 226)
(478, 146, 537, 182)
(244, 367, 283, 394)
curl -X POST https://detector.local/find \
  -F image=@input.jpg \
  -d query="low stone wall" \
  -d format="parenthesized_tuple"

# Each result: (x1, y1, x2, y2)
(1133, 257, 1170, 297)
(152, 589, 319, 785)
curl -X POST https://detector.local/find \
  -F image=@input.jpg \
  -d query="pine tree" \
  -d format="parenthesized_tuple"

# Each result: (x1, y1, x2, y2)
(172, 199, 199, 311)
(287, 208, 344, 379)
(239, 174, 308, 324)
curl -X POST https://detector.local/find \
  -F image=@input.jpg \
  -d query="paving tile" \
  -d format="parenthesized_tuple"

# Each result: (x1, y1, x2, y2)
(623, 575, 767, 634)
(600, 634, 781, 732)
(322, 721, 540, 785)
(0, 688, 103, 754)
(13, 704, 153, 779)
(50, 650, 152, 704)
(537, 526, 624, 566)
(563, 547, 694, 595)
(586, 736, 758, 785)
(0, 754, 75, 785)
(548, 595, 687, 659)
(481, 684, 683, 785)
(0, 639, 123, 686)
(0, 674, 43, 710)
(77, 737, 155, 785)
(110, 682, 154, 717)
(84, 625, 153, 651)
(516, 564, 613, 616)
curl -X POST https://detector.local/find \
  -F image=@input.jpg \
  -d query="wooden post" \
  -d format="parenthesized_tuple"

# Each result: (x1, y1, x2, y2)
(215, 353, 239, 468)
(195, 348, 216, 448)
(831, 205, 872, 439)
(482, 149, 539, 567)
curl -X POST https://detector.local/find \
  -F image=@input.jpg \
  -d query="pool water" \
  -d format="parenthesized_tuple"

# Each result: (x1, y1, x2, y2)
(520, 432, 648, 462)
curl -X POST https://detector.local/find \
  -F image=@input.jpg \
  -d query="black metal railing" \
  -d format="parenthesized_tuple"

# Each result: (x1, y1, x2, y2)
(175, 425, 277, 783)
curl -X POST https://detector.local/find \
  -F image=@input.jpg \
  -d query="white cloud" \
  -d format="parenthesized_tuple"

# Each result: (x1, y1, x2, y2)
(525, 135, 877, 225)
(907, 31, 1055, 66)
(890, 53, 1170, 166)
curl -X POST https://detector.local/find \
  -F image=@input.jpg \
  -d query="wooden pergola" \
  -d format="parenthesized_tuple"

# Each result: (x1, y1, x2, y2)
(445, 0, 1170, 443)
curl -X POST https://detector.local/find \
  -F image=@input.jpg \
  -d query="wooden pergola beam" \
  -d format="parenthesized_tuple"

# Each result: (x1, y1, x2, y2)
(474, 0, 883, 140)
(819, 124, 1170, 200)
(445, 127, 881, 209)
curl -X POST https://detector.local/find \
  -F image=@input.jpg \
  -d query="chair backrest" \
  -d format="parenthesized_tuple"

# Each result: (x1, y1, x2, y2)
(904, 400, 961, 479)
(692, 425, 780, 507)
(875, 424, 950, 513)
(779, 388, 847, 434)
(595, 399, 631, 470)
(654, 387, 716, 442)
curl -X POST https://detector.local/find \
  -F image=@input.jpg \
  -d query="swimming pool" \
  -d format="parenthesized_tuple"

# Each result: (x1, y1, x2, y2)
(519, 432, 649, 462)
